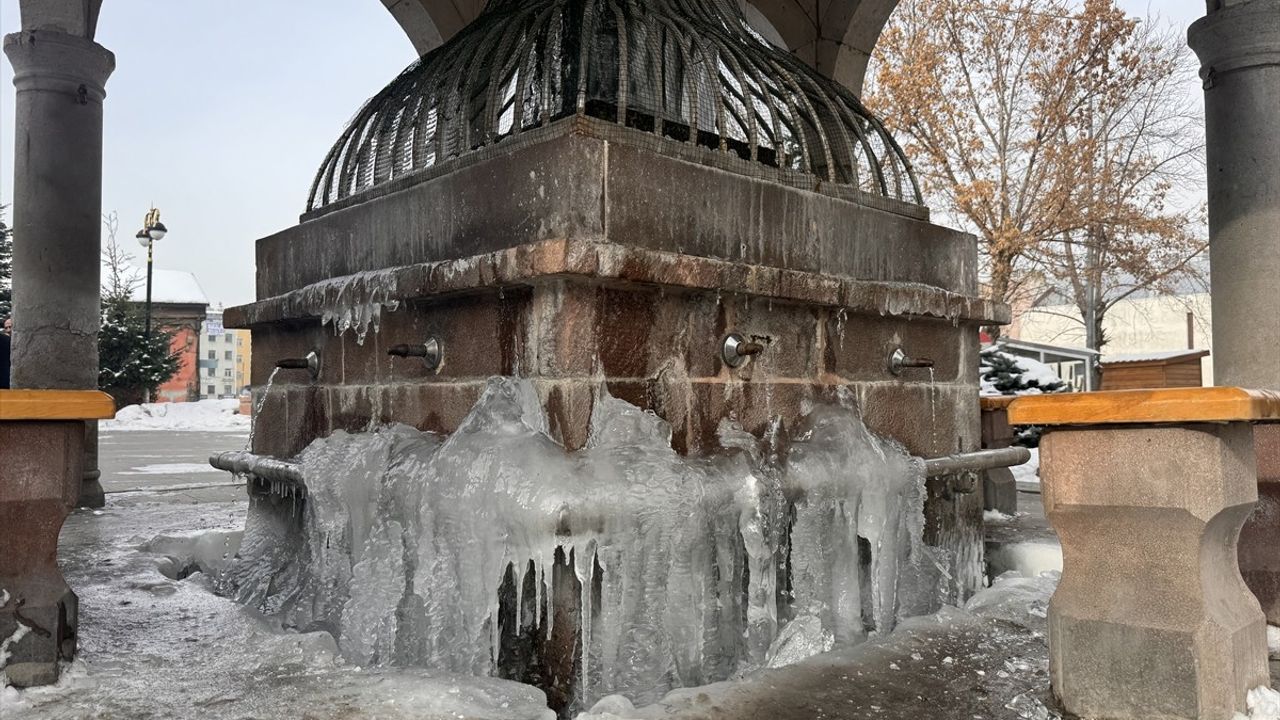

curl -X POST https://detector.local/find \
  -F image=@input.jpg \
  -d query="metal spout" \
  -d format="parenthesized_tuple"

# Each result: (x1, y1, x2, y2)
(888, 347, 935, 376)
(388, 336, 443, 371)
(722, 333, 766, 368)
(275, 350, 320, 380)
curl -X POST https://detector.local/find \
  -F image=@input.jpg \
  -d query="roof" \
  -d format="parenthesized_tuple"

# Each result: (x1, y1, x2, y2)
(128, 268, 210, 306)
(996, 338, 1100, 361)
(1102, 349, 1210, 366)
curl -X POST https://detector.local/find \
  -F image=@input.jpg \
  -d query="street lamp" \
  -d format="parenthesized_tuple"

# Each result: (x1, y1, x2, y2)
(135, 208, 167, 338)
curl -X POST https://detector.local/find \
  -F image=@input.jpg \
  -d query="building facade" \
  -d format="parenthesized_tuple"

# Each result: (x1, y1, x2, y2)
(199, 309, 251, 399)
(131, 268, 209, 403)
(1013, 292, 1214, 386)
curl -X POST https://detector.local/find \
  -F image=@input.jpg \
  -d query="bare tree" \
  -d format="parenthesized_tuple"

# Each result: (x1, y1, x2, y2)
(101, 211, 143, 302)
(867, 0, 1206, 354)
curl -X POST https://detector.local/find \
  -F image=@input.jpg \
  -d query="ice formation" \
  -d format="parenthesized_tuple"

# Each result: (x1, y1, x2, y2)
(295, 270, 401, 345)
(220, 377, 939, 711)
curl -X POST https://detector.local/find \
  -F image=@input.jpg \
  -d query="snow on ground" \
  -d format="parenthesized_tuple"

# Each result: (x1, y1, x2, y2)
(988, 541, 1064, 579)
(1011, 447, 1041, 486)
(102, 399, 249, 433)
(577, 571, 1064, 719)
(0, 499, 552, 720)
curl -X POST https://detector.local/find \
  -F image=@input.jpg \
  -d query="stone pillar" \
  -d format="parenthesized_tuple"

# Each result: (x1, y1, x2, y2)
(0, 420, 85, 687)
(979, 396, 1017, 515)
(1011, 388, 1276, 719)
(1190, 0, 1280, 623)
(4, 30, 115, 507)
(0, 389, 113, 688)
(1039, 423, 1266, 719)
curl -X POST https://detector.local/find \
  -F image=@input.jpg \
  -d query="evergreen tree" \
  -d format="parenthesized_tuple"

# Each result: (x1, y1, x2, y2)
(980, 345, 1068, 448)
(99, 214, 180, 405)
(98, 295, 181, 405)
(980, 346, 1068, 395)
(0, 205, 11, 320)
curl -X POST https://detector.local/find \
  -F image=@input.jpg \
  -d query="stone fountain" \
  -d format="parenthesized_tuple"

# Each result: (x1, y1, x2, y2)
(220, 0, 1008, 712)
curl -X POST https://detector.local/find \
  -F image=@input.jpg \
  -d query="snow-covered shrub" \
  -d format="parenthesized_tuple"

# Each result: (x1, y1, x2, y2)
(980, 345, 1069, 447)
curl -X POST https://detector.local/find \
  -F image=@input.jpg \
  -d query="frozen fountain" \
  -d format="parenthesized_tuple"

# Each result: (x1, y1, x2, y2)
(214, 0, 1013, 713)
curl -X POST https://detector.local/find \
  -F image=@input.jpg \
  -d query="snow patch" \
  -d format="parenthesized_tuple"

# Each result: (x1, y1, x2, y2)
(983, 509, 1015, 523)
(987, 543, 1063, 580)
(103, 399, 249, 433)
(0, 622, 31, 676)
(1011, 447, 1041, 486)
(1235, 686, 1280, 720)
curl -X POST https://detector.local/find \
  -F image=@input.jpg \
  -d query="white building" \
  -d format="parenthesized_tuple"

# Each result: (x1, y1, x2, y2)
(1013, 290, 1214, 386)
(199, 308, 250, 399)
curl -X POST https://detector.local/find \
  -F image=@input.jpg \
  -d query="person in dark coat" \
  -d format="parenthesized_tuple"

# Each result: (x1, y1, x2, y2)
(0, 316, 11, 390)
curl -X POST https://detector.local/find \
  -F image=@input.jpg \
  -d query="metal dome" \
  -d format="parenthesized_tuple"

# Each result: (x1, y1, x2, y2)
(306, 0, 921, 213)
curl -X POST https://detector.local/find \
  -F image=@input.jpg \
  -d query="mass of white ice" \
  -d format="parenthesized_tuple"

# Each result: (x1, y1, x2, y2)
(102, 399, 249, 433)
(221, 377, 939, 711)
(1235, 686, 1280, 720)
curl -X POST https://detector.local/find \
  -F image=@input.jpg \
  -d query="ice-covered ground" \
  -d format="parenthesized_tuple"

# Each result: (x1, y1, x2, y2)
(577, 571, 1064, 720)
(102, 398, 250, 433)
(0, 497, 554, 720)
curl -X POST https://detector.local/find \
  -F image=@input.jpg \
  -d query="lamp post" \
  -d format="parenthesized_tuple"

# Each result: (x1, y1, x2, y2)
(134, 208, 168, 338)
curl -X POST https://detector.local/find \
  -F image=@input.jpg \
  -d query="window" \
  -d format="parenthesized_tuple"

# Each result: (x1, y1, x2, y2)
(224, 351, 233, 361)
(208, 334, 217, 343)
(207, 367, 215, 377)
(224, 368, 232, 378)
(207, 385, 216, 396)
(223, 385, 233, 396)
(207, 350, 216, 360)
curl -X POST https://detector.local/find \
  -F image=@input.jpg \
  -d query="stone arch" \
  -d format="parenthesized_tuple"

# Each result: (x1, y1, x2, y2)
(378, 0, 904, 94)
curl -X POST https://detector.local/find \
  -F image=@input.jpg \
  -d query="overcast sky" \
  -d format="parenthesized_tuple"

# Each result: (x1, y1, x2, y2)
(0, 1, 1207, 308)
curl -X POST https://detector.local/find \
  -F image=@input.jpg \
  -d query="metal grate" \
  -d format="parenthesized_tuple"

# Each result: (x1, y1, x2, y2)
(306, 0, 922, 213)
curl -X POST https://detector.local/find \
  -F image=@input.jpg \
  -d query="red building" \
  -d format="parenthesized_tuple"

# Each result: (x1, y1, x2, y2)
(130, 269, 209, 403)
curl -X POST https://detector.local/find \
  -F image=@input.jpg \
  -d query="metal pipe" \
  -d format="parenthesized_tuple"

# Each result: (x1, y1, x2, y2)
(209, 451, 304, 486)
(275, 350, 321, 380)
(209, 444, 1030, 505)
(888, 347, 936, 376)
(922, 447, 1030, 477)
(388, 336, 443, 370)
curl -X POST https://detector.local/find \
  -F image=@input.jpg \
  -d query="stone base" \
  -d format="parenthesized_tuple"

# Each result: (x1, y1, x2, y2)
(1043, 424, 1267, 719)
(76, 421, 105, 509)
(982, 467, 1017, 515)
(0, 421, 85, 686)
(0, 585, 78, 687)
(1240, 423, 1280, 623)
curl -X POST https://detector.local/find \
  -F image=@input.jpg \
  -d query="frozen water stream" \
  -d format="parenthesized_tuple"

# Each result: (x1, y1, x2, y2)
(220, 377, 942, 711)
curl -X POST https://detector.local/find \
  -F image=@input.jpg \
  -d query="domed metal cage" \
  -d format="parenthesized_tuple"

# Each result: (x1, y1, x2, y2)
(306, 0, 922, 214)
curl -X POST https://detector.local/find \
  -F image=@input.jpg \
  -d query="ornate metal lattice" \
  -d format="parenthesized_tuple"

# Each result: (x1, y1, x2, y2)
(307, 0, 921, 213)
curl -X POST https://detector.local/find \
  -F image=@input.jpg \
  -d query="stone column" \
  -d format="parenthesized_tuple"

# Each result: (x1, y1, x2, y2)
(1040, 423, 1266, 719)
(4, 30, 115, 507)
(1190, 0, 1280, 623)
